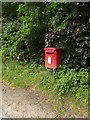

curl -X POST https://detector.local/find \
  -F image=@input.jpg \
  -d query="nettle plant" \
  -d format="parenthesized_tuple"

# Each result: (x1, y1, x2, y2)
(41, 65, 88, 105)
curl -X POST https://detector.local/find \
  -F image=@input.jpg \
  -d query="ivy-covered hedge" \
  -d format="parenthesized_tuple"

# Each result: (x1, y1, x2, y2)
(45, 2, 89, 69)
(2, 2, 89, 68)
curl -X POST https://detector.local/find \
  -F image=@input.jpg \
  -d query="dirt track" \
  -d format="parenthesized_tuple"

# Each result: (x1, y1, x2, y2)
(2, 83, 59, 118)
(1, 82, 88, 118)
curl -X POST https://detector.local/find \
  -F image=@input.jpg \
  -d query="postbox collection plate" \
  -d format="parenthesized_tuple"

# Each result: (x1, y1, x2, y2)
(48, 57, 51, 64)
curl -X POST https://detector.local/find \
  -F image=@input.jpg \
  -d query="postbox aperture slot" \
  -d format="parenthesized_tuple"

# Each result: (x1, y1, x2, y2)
(46, 52, 54, 54)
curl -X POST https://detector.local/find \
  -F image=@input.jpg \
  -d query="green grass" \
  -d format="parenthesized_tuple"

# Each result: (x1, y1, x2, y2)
(2, 60, 47, 88)
(2, 60, 88, 117)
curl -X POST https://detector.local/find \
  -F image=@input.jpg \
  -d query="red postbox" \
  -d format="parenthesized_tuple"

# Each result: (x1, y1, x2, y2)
(44, 47, 62, 69)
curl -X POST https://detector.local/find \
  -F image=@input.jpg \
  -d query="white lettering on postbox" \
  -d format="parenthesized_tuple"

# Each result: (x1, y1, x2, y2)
(48, 57, 51, 64)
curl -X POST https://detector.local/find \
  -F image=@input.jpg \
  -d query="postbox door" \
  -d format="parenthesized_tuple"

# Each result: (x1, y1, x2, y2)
(45, 52, 55, 68)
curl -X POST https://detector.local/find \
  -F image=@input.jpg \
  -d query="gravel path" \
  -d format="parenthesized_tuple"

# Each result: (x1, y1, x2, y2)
(2, 83, 59, 118)
(1, 82, 88, 118)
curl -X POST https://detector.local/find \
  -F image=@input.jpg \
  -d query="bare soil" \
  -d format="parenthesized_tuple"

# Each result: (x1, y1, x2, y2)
(1, 82, 88, 118)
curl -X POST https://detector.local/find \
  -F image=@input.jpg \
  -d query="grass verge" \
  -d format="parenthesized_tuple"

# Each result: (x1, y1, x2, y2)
(2, 60, 88, 117)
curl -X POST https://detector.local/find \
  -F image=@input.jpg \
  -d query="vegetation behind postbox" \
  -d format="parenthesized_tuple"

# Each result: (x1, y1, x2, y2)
(2, 2, 89, 69)
(2, 2, 89, 108)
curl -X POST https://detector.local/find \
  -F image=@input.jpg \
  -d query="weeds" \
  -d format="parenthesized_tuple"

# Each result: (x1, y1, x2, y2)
(2, 60, 47, 88)
(2, 60, 89, 108)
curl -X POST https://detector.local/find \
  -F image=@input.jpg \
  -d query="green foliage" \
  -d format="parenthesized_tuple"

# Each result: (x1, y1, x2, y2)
(2, 60, 47, 88)
(2, 18, 21, 60)
(45, 2, 89, 69)
(46, 3, 78, 32)
(2, 2, 89, 113)
(41, 65, 88, 105)
(2, 2, 47, 63)
(2, 2, 89, 68)
(2, 2, 19, 21)
(2, 60, 88, 108)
